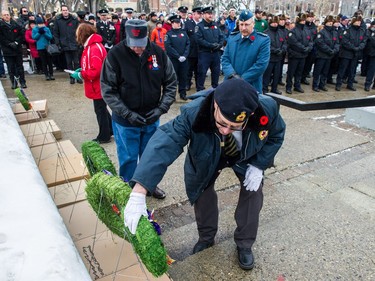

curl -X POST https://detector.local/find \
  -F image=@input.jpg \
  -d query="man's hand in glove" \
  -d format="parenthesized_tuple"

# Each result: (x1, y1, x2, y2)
(127, 111, 147, 126)
(146, 108, 163, 124)
(124, 192, 147, 234)
(178, 56, 186, 62)
(243, 164, 263, 192)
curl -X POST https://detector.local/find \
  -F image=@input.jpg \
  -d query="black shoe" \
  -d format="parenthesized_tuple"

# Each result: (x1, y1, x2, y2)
(20, 83, 27, 88)
(0, 74, 6, 78)
(76, 79, 83, 84)
(50, 76, 55, 80)
(364, 87, 370, 92)
(193, 241, 214, 254)
(272, 90, 282, 95)
(353, 79, 358, 84)
(301, 79, 310, 85)
(286, 88, 292, 94)
(92, 138, 111, 144)
(180, 94, 187, 101)
(278, 81, 285, 86)
(319, 86, 328, 92)
(146, 186, 166, 199)
(237, 247, 254, 270)
(293, 87, 305, 93)
(45, 75, 51, 81)
(70, 77, 75, 84)
(312, 87, 320, 92)
(335, 86, 341, 91)
(346, 85, 356, 91)
(327, 80, 335, 85)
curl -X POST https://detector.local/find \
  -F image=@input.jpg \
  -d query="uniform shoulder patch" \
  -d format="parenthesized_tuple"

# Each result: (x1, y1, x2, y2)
(164, 34, 168, 42)
(343, 31, 347, 35)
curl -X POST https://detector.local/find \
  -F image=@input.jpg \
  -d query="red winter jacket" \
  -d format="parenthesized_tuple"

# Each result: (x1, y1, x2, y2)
(80, 33, 107, 100)
(25, 29, 39, 58)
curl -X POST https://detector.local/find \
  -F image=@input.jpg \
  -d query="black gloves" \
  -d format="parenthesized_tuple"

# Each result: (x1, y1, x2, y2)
(146, 108, 163, 124)
(276, 49, 283, 56)
(127, 112, 147, 126)
(228, 73, 241, 79)
(38, 27, 45, 34)
(9, 42, 18, 49)
(212, 43, 221, 51)
(328, 49, 335, 56)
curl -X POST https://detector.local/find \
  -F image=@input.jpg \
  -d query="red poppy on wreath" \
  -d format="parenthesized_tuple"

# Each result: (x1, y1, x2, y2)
(13, 29, 18, 33)
(360, 36, 363, 40)
(333, 37, 337, 41)
(307, 35, 311, 40)
(250, 35, 255, 41)
(260, 115, 269, 125)
(279, 37, 284, 42)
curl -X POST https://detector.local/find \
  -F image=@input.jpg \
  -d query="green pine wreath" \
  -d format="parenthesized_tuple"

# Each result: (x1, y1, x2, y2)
(86, 172, 168, 277)
(14, 88, 32, 111)
(81, 141, 117, 177)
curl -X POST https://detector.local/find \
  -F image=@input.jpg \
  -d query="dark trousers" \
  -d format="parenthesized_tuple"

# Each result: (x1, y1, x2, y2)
(0, 51, 5, 75)
(64, 50, 79, 71)
(278, 54, 286, 83)
(364, 56, 375, 88)
(263, 60, 282, 93)
(194, 167, 263, 248)
(197, 51, 221, 91)
(38, 49, 53, 76)
(187, 56, 198, 88)
(286, 57, 305, 90)
(327, 54, 339, 82)
(336, 57, 357, 88)
(171, 58, 188, 96)
(302, 51, 315, 79)
(312, 58, 331, 89)
(93, 99, 113, 141)
(4, 55, 25, 84)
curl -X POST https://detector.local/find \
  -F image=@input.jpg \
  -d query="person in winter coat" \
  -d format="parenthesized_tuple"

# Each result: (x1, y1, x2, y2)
(53, 5, 80, 84)
(0, 10, 27, 89)
(150, 21, 167, 50)
(32, 17, 54, 80)
(71, 23, 112, 143)
(312, 16, 339, 92)
(165, 15, 190, 100)
(25, 20, 42, 74)
(100, 19, 177, 200)
(112, 14, 121, 45)
(364, 21, 375, 91)
(124, 79, 285, 270)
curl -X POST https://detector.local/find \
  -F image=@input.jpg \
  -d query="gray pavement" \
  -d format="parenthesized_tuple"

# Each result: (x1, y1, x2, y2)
(3, 71, 375, 280)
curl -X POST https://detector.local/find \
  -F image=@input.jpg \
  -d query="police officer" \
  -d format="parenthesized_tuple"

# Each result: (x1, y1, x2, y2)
(96, 9, 116, 52)
(301, 12, 318, 85)
(185, 7, 202, 91)
(364, 21, 375, 91)
(178, 6, 189, 30)
(277, 14, 288, 86)
(263, 16, 286, 94)
(165, 15, 190, 100)
(312, 15, 339, 92)
(196, 6, 224, 91)
(335, 16, 367, 91)
(120, 7, 134, 41)
(285, 13, 313, 94)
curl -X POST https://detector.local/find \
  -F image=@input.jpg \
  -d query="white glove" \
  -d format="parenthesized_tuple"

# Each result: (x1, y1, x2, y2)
(124, 192, 147, 234)
(178, 56, 186, 62)
(243, 164, 263, 192)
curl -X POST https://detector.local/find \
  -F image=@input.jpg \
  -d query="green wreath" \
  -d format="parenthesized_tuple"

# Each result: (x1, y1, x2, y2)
(81, 141, 117, 177)
(86, 172, 168, 277)
(14, 88, 32, 111)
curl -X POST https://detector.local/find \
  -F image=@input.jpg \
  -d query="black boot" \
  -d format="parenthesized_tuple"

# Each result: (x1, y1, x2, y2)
(49, 75, 55, 80)
(70, 77, 75, 84)
(45, 75, 51, 81)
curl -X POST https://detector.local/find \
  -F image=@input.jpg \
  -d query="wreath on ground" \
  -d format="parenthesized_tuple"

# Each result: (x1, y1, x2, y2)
(14, 88, 32, 111)
(81, 141, 117, 177)
(86, 172, 169, 277)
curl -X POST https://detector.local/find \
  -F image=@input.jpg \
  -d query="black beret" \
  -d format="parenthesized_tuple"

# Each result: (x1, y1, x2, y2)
(214, 79, 259, 123)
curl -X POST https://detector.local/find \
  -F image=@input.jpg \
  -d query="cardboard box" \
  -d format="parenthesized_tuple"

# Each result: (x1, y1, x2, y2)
(25, 132, 56, 148)
(13, 99, 48, 117)
(15, 111, 42, 124)
(20, 120, 62, 140)
(38, 153, 89, 187)
(49, 180, 87, 208)
(31, 140, 78, 163)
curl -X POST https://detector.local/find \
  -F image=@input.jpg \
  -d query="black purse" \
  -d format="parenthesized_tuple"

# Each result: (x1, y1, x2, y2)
(47, 44, 61, 55)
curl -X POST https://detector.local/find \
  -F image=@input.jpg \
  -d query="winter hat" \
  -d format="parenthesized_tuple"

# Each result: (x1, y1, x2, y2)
(295, 13, 307, 23)
(324, 15, 335, 24)
(214, 79, 259, 123)
(125, 19, 148, 47)
(36, 17, 44, 24)
(351, 15, 362, 25)
(269, 15, 279, 24)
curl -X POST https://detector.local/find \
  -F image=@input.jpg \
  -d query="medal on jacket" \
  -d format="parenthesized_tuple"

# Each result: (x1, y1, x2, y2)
(151, 55, 159, 70)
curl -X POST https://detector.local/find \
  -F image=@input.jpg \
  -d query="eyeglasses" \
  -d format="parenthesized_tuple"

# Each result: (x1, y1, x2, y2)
(214, 108, 248, 131)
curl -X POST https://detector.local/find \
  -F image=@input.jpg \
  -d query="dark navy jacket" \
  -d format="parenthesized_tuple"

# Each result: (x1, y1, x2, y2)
(315, 26, 340, 59)
(265, 26, 287, 62)
(185, 19, 199, 57)
(165, 28, 190, 59)
(287, 22, 313, 59)
(339, 25, 367, 59)
(195, 19, 224, 52)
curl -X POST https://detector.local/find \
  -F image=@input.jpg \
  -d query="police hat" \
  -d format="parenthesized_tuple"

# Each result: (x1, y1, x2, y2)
(192, 7, 203, 13)
(178, 6, 188, 13)
(98, 9, 109, 15)
(169, 15, 181, 23)
(238, 10, 253, 21)
(125, 7, 134, 13)
(202, 6, 214, 13)
(214, 79, 259, 124)
(125, 19, 148, 47)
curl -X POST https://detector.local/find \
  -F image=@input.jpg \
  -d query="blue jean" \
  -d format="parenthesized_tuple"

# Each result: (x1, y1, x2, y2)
(112, 120, 159, 182)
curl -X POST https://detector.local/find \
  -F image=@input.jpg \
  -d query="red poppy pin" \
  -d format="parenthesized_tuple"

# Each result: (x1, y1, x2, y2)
(360, 36, 363, 40)
(250, 35, 255, 41)
(279, 37, 284, 42)
(211, 26, 215, 29)
(307, 35, 311, 40)
(333, 37, 337, 41)
(68, 23, 72, 26)
(13, 29, 18, 33)
(260, 116, 269, 126)
(339, 35, 343, 39)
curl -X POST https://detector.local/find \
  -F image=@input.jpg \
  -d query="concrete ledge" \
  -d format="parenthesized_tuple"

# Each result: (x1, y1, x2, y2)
(0, 82, 91, 281)
(345, 105, 375, 131)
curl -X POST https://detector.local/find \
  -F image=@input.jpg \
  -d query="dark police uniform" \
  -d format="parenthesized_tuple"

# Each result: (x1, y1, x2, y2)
(96, 20, 117, 52)
(301, 16, 318, 84)
(165, 16, 190, 100)
(364, 25, 375, 90)
(195, 7, 224, 91)
(185, 8, 202, 90)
